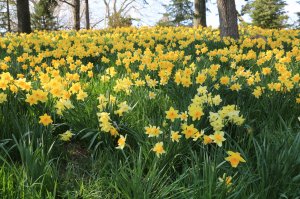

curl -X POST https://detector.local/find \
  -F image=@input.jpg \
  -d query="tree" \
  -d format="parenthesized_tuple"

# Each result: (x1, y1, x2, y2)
(0, 0, 11, 32)
(31, 0, 58, 30)
(194, 0, 206, 27)
(16, 0, 31, 33)
(163, 0, 193, 26)
(85, 0, 89, 29)
(103, 0, 144, 28)
(156, 13, 173, 27)
(6, 0, 10, 31)
(108, 12, 132, 28)
(0, 1, 9, 32)
(72, 0, 80, 30)
(59, 0, 80, 30)
(217, 0, 239, 39)
(242, 0, 288, 29)
(296, 1, 300, 28)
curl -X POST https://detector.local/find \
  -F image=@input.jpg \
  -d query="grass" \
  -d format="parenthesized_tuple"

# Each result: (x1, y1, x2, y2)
(0, 26, 299, 198)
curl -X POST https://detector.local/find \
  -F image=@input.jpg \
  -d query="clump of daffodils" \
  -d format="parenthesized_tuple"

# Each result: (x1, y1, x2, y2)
(59, 130, 74, 142)
(55, 99, 74, 115)
(209, 105, 245, 147)
(0, 93, 7, 103)
(5, 27, 300, 175)
(114, 101, 132, 116)
(97, 112, 116, 134)
(148, 85, 245, 163)
(97, 94, 132, 149)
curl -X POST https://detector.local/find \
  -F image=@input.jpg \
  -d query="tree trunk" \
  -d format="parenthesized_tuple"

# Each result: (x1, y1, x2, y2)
(73, 0, 80, 30)
(6, 0, 11, 32)
(85, 0, 90, 29)
(16, 0, 31, 33)
(194, 0, 206, 27)
(217, 0, 239, 39)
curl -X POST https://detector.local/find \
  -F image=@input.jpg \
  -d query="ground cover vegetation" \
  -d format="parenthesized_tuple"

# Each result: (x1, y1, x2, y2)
(0, 26, 299, 198)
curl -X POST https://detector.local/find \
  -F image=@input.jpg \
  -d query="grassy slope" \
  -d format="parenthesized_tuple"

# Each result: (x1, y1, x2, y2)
(0, 27, 299, 198)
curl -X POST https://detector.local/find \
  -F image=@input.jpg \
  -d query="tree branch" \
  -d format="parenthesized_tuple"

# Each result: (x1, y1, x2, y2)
(103, 0, 111, 17)
(119, 0, 135, 14)
(59, 0, 74, 7)
(91, 18, 104, 28)
(113, 0, 117, 14)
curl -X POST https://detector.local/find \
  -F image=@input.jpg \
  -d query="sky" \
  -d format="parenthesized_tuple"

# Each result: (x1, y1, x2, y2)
(56, 0, 300, 29)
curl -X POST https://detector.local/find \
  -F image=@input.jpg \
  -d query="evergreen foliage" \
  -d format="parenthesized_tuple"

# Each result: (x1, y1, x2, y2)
(162, 0, 193, 26)
(31, 0, 58, 30)
(242, 0, 289, 29)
